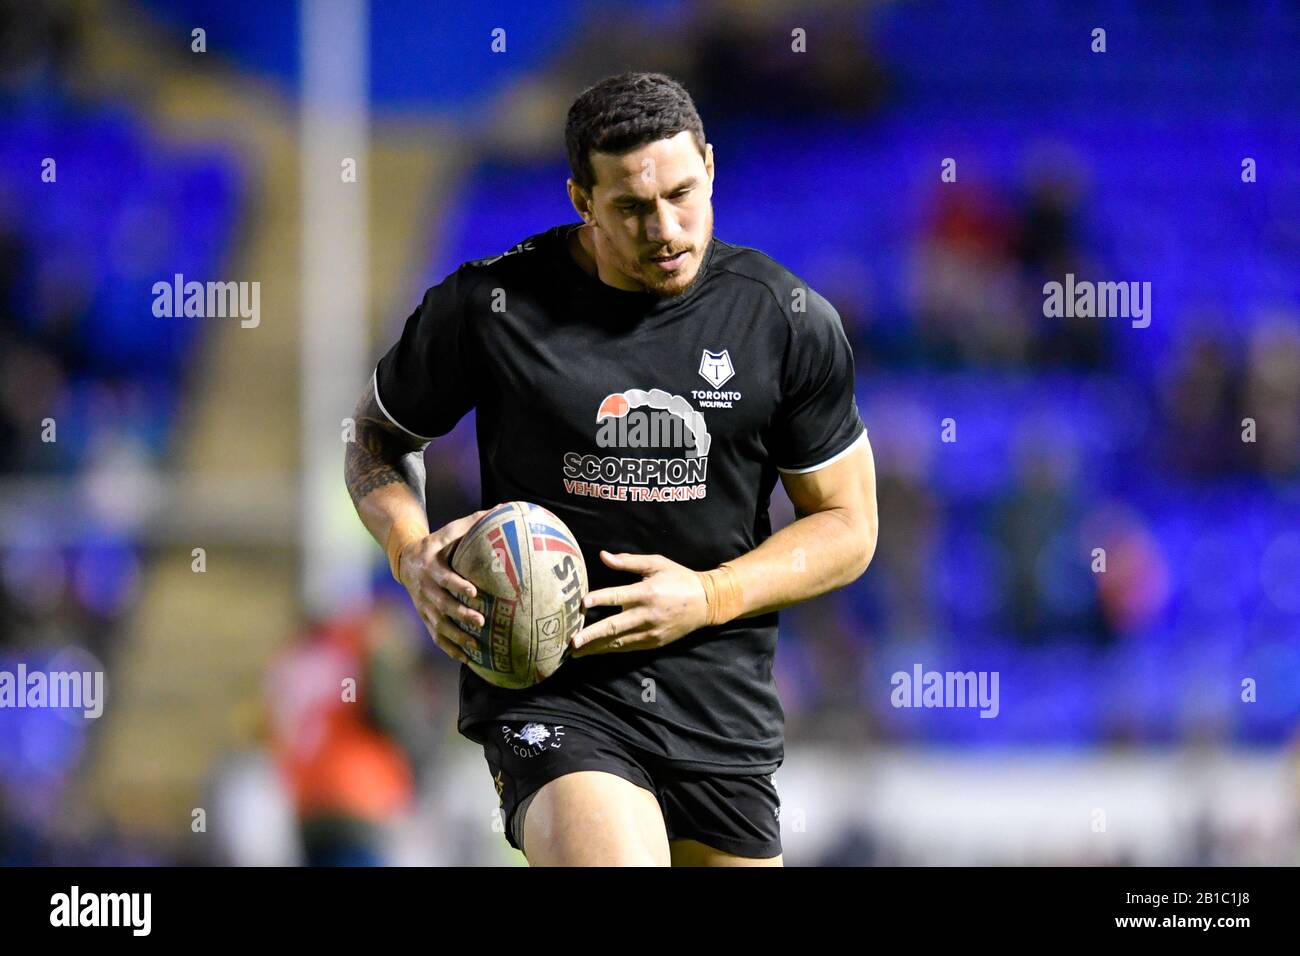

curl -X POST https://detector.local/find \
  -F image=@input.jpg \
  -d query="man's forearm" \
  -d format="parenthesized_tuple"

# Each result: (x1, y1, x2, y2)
(718, 507, 876, 620)
(344, 388, 431, 572)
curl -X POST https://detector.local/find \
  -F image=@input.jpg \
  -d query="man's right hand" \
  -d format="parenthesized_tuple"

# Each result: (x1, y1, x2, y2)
(395, 509, 490, 664)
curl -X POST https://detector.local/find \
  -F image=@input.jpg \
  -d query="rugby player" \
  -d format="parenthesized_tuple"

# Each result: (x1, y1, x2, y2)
(344, 72, 878, 866)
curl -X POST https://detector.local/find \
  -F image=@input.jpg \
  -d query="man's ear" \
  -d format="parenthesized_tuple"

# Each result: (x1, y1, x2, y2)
(567, 178, 593, 222)
(704, 143, 715, 183)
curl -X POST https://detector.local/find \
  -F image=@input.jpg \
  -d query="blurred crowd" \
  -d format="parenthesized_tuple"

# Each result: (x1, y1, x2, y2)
(0, 8, 146, 864)
(775, 159, 1300, 746)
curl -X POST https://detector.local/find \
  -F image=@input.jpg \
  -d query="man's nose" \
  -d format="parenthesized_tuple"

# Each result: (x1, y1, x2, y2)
(645, 200, 682, 244)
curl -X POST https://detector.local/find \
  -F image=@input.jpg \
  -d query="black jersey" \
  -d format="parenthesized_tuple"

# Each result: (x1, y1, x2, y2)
(374, 222, 866, 774)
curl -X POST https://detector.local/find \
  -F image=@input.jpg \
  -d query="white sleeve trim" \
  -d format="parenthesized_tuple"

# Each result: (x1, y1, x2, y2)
(372, 368, 435, 442)
(776, 427, 868, 475)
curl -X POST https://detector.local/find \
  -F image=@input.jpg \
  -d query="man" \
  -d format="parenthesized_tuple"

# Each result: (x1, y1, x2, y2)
(344, 72, 877, 866)
(265, 609, 416, 867)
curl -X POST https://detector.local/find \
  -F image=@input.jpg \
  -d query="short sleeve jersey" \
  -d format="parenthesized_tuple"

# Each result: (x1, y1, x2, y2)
(375, 223, 866, 774)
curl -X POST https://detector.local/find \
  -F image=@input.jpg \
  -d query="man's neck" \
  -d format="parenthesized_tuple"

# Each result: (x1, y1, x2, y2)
(567, 222, 713, 298)
(568, 223, 646, 292)
(568, 223, 601, 279)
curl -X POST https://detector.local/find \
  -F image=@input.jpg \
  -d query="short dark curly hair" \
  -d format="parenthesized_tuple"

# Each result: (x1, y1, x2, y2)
(565, 72, 707, 192)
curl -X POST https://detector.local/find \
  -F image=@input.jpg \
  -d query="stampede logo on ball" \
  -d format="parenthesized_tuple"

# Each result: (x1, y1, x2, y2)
(501, 722, 565, 758)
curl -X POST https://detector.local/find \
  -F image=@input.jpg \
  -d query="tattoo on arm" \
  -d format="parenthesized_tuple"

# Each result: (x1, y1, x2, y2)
(344, 387, 429, 509)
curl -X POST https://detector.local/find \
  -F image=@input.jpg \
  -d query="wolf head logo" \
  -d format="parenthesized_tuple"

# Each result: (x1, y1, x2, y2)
(698, 349, 735, 389)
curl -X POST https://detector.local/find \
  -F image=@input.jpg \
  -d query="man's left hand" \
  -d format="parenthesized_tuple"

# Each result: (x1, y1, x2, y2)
(571, 551, 710, 656)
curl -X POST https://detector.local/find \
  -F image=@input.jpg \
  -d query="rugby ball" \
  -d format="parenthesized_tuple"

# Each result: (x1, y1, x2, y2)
(450, 501, 587, 689)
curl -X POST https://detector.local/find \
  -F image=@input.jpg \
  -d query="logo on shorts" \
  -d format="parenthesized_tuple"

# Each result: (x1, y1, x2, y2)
(501, 722, 565, 758)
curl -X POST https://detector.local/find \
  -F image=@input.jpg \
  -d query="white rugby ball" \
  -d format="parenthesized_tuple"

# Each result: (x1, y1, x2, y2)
(450, 501, 587, 689)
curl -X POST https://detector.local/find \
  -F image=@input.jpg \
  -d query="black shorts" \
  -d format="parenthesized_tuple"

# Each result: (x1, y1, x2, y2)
(470, 719, 782, 860)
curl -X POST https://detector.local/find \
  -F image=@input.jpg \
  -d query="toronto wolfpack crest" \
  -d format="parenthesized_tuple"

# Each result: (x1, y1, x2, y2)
(698, 349, 735, 389)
